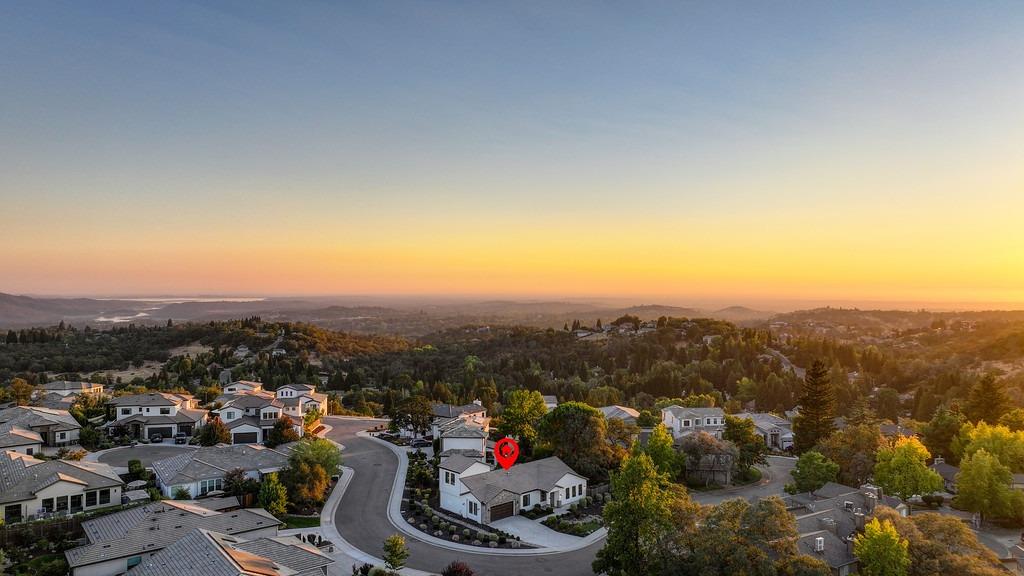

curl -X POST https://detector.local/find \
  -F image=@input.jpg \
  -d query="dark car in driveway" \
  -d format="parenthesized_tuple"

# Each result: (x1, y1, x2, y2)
(149, 434, 163, 443)
(410, 439, 431, 448)
(174, 432, 188, 444)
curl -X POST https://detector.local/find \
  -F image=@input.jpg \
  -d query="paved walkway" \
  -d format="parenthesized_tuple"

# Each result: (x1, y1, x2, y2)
(489, 516, 585, 548)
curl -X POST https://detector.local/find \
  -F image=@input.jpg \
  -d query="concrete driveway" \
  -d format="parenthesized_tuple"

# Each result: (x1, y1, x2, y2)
(489, 515, 585, 548)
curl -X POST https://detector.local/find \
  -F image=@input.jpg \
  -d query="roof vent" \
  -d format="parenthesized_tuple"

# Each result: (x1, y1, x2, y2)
(815, 537, 825, 552)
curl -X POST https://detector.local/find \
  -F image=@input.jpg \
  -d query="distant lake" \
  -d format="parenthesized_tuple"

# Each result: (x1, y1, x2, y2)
(95, 312, 150, 323)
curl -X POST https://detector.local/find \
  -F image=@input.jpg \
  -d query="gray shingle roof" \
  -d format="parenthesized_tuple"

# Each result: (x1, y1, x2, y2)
(460, 456, 583, 504)
(662, 406, 724, 419)
(152, 443, 296, 486)
(0, 405, 81, 432)
(40, 381, 101, 392)
(597, 405, 640, 421)
(931, 461, 959, 483)
(0, 423, 43, 448)
(440, 423, 487, 439)
(439, 454, 485, 474)
(125, 529, 332, 576)
(109, 393, 194, 407)
(0, 451, 122, 504)
(66, 502, 281, 568)
(797, 530, 857, 569)
(432, 403, 486, 418)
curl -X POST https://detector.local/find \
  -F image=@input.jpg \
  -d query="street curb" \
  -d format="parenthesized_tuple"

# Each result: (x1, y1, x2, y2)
(361, 431, 608, 556)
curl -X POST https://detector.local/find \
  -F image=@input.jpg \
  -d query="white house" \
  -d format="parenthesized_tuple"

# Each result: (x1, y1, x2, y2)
(105, 392, 207, 439)
(437, 421, 488, 460)
(0, 405, 82, 447)
(274, 384, 328, 418)
(152, 443, 296, 498)
(37, 381, 105, 398)
(734, 412, 794, 450)
(0, 450, 123, 524)
(213, 393, 302, 444)
(542, 395, 559, 411)
(0, 423, 43, 455)
(223, 380, 265, 395)
(65, 500, 281, 576)
(438, 455, 587, 524)
(661, 406, 725, 439)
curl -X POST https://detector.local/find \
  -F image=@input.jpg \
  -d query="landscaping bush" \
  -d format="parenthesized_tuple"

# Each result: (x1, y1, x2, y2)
(462, 528, 470, 537)
(449, 524, 457, 534)
(472, 539, 481, 546)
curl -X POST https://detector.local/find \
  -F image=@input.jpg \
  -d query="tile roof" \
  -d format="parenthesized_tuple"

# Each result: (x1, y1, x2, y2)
(460, 456, 583, 504)
(0, 450, 122, 505)
(439, 454, 486, 474)
(440, 423, 487, 439)
(66, 502, 281, 568)
(152, 443, 296, 485)
(125, 529, 332, 576)
(662, 405, 724, 419)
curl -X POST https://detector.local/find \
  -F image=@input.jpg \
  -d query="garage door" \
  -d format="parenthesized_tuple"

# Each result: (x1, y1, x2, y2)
(489, 501, 514, 522)
(233, 432, 259, 444)
(149, 427, 173, 438)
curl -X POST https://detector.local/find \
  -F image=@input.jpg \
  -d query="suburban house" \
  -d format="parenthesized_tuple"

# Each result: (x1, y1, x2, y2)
(125, 528, 333, 576)
(38, 380, 105, 397)
(152, 442, 297, 498)
(438, 454, 587, 524)
(0, 423, 43, 455)
(785, 482, 908, 576)
(734, 412, 794, 450)
(542, 395, 559, 411)
(597, 405, 640, 425)
(0, 405, 82, 447)
(65, 500, 281, 576)
(661, 405, 725, 439)
(437, 419, 489, 460)
(223, 380, 265, 395)
(274, 384, 328, 418)
(105, 393, 208, 439)
(0, 450, 123, 524)
(930, 456, 959, 493)
(213, 394, 303, 444)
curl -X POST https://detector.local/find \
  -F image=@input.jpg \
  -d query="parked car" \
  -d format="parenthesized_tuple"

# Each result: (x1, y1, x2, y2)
(174, 432, 188, 444)
(150, 434, 163, 443)
(410, 439, 431, 448)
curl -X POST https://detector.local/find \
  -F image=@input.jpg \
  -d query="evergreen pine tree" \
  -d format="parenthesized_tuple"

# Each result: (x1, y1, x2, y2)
(793, 359, 835, 453)
(966, 374, 1008, 424)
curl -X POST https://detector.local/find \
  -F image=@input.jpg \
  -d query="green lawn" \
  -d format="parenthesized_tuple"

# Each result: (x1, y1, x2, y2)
(283, 515, 321, 529)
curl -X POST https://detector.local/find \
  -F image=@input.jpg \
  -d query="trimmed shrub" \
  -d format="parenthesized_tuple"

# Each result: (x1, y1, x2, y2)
(462, 528, 470, 537)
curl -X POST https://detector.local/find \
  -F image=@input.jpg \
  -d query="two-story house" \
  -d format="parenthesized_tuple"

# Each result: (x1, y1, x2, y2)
(37, 380, 105, 398)
(438, 454, 587, 524)
(0, 405, 82, 448)
(734, 412, 794, 450)
(213, 393, 302, 444)
(661, 405, 725, 439)
(0, 450, 123, 524)
(105, 393, 208, 440)
(274, 384, 328, 418)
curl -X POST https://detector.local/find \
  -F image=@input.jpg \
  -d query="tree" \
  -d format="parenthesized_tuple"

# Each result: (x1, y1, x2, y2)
(920, 407, 965, 463)
(224, 467, 259, 498)
(641, 423, 679, 478)
(873, 437, 943, 501)
(793, 360, 835, 452)
(817, 423, 885, 486)
(10, 378, 34, 406)
(966, 374, 1008, 424)
(284, 461, 330, 507)
(303, 407, 323, 435)
(955, 448, 1024, 523)
(196, 416, 230, 446)
(586, 386, 622, 407)
(724, 415, 768, 479)
(875, 387, 901, 423)
(258, 472, 288, 516)
(441, 561, 476, 576)
(593, 451, 696, 576)
(854, 517, 910, 576)
(382, 534, 409, 572)
(873, 506, 1005, 576)
(497, 389, 547, 452)
(684, 496, 801, 575)
(267, 415, 301, 447)
(999, 408, 1024, 432)
(777, 554, 831, 576)
(952, 421, 1024, 472)
(539, 402, 620, 480)
(391, 396, 433, 438)
(785, 450, 839, 494)
(173, 487, 191, 500)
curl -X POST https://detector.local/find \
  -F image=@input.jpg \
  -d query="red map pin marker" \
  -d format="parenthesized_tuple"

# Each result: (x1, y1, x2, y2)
(494, 437, 519, 470)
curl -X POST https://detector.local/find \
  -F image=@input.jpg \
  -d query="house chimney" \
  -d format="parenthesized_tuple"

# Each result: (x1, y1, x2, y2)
(815, 536, 825, 553)
(933, 456, 945, 465)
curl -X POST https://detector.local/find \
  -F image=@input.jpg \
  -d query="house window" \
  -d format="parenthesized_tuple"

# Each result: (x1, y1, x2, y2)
(42, 498, 54, 513)
(121, 408, 131, 415)
(199, 478, 223, 495)
(4, 504, 21, 523)
(71, 495, 83, 512)
(25, 448, 32, 455)
(160, 408, 170, 415)
(683, 420, 691, 427)
(578, 484, 584, 497)
(99, 489, 110, 505)
(444, 471, 456, 486)
(565, 487, 570, 500)
(468, 501, 478, 515)
(522, 494, 531, 507)
(540, 491, 547, 502)
(145, 408, 150, 413)
(86, 491, 97, 507)
(55, 496, 69, 512)
(127, 556, 142, 568)
(59, 432, 66, 440)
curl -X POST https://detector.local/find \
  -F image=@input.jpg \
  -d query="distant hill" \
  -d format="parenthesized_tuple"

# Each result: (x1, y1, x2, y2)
(711, 306, 776, 323)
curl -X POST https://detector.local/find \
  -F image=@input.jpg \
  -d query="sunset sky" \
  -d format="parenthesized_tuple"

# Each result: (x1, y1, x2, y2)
(2, 2, 1023, 306)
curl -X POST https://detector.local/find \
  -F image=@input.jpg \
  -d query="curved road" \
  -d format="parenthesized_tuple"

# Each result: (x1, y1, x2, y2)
(325, 417, 794, 575)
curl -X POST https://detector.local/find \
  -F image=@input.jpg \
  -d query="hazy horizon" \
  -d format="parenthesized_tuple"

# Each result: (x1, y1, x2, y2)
(3, 2, 1022, 304)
